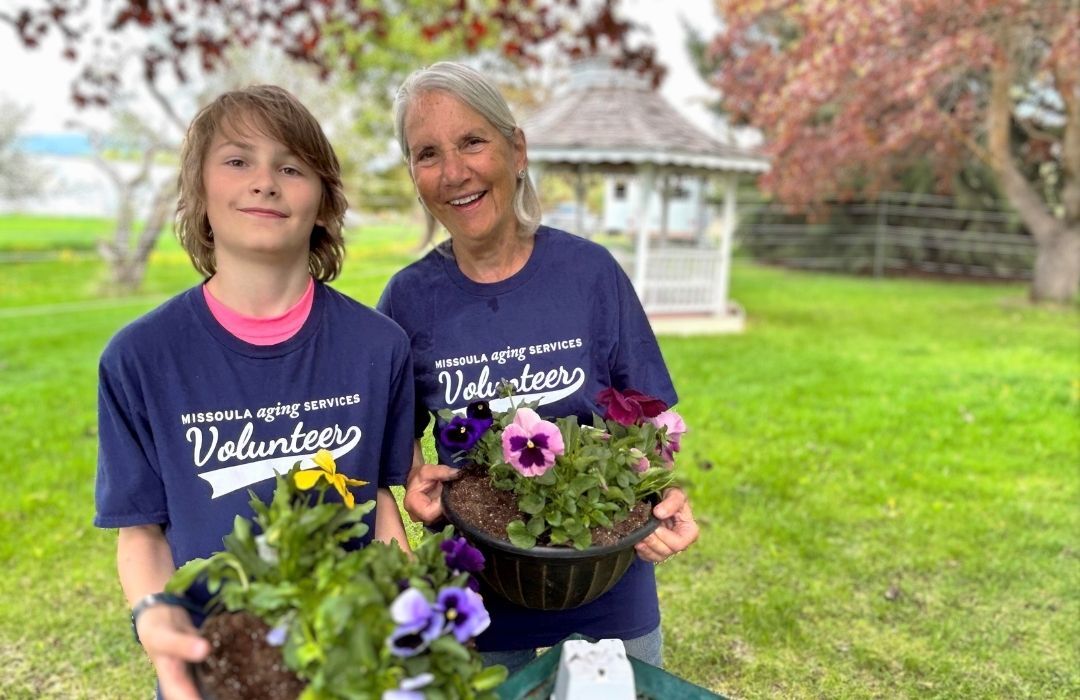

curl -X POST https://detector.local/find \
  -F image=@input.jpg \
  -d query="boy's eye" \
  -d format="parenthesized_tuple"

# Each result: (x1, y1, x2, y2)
(281, 166, 302, 176)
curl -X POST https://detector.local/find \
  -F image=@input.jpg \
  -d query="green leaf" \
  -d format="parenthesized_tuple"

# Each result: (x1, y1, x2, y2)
(571, 529, 593, 550)
(472, 665, 509, 691)
(518, 493, 545, 514)
(570, 474, 600, 494)
(526, 515, 546, 537)
(506, 520, 537, 548)
(535, 468, 558, 486)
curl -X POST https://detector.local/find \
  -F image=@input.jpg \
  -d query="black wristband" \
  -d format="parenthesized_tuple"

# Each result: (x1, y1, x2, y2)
(130, 592, 190, 645)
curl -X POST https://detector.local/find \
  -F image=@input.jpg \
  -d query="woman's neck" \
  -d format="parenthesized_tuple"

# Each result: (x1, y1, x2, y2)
(452, 233, 534, 284)
(205, 259, 313, 317)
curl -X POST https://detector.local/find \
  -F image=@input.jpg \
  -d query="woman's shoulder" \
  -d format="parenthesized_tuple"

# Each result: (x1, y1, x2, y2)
(536, 226, 622, 270)
(385, 246, 445, 289)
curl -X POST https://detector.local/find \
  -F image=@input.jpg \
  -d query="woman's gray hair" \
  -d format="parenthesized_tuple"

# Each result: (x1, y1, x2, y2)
(394, 61, 542, 238)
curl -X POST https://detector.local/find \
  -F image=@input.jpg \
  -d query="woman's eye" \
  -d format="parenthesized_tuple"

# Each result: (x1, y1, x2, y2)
(463, 137, 485, 150)
(225, 158, 245, 167)
(414, 149, 436, 163)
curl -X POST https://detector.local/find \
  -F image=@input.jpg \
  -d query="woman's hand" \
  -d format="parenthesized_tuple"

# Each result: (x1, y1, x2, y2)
(403, 463, 461, 525)
(634, 487, 699, 563)
(136, 604, 209, 700)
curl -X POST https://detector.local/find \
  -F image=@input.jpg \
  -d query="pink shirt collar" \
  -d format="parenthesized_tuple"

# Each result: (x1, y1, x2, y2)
(202, 277, 315, 346)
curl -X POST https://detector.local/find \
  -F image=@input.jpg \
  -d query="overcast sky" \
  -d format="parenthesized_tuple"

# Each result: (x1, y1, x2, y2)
(0, 0, 723, 136)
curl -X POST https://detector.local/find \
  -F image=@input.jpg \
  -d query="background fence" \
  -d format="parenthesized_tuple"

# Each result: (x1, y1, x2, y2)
(737, 191, 1035, 280)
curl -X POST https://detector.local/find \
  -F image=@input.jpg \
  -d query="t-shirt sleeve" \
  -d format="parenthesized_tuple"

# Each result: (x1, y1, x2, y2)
(608, 261, 678, 407)
(377, 277, 434, 440)
(379, 336, 418, 488)
(94, 348, 169, 528)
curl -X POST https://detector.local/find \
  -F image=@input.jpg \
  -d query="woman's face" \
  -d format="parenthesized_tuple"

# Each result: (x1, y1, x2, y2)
(403, 90, 525, 247)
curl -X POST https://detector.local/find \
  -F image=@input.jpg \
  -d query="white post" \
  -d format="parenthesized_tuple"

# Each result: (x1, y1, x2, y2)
(574, 164, 587, 237)
(715, 174, 737, 315)
(633, 165, 656, 304)
(528, 162, 545, 205)
(659, 174, 670, 243)
(694, 174, 708, 245)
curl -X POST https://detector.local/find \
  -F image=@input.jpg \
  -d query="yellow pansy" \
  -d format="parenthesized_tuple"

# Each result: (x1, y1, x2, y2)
(294, 449, 368, 509)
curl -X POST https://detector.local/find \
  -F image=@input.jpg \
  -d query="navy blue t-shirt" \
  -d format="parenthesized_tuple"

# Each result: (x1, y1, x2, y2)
(95, 282, 415, 609)
(378, 226, 677, 651)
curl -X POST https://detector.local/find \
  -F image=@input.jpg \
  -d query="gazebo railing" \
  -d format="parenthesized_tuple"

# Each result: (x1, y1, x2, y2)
(611, 246, 723, 315)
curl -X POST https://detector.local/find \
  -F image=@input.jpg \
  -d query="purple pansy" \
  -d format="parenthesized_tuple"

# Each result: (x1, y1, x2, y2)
(265, 624, 288, 647)
(387, 588, 444, 657)
(440, 536, 485, 573)
(382, 673, 434, 700)
(648, 410, 687, 464)
(436, 586, 491, 643)
(500, 407, 564, 476)
(438, 416, 492, 452)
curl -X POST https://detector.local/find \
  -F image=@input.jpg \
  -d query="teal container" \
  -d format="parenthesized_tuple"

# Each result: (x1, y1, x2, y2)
(496, 635, 727, 700)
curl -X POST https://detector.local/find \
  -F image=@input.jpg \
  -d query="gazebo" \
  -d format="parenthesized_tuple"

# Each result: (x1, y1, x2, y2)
(523, 59, 768, 332)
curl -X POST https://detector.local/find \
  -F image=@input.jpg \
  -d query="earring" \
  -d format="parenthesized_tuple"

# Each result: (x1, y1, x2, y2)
(517, 168, 527, 180)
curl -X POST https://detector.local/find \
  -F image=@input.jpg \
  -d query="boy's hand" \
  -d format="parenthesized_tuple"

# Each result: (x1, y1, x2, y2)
(403, 463, 460, 524)
(136, 604, 210, 700)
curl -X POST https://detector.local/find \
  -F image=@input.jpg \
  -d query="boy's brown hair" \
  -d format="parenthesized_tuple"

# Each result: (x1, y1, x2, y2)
(176, 85, 348, 281)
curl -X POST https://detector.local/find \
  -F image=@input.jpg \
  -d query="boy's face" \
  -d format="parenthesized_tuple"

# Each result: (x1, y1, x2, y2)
(202, 119, 324, 269)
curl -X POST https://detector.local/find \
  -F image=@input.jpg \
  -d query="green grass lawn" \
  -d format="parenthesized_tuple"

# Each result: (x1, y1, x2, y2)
(0, 216, 1076, 698)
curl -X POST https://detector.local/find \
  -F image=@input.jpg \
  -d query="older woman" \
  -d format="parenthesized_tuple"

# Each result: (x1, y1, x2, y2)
(377, 61, 699, 672)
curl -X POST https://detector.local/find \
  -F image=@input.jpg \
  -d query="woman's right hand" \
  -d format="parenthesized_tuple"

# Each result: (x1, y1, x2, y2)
(403, 463, 460, 524)
(136, 604, 210, 700)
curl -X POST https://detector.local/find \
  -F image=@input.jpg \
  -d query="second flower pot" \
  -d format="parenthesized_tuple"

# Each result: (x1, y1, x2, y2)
(442, 477, 659, 611)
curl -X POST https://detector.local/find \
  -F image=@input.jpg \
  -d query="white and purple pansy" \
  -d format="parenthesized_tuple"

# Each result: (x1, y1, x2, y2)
(387, 588, 444, 657)
(436, 586, 491, 643)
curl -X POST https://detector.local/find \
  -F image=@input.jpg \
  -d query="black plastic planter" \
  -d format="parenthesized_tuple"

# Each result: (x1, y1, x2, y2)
(443, 489, 660, 611)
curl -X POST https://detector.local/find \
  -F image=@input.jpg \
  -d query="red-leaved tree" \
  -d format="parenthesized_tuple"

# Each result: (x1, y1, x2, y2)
(710, 0, 1079, 302)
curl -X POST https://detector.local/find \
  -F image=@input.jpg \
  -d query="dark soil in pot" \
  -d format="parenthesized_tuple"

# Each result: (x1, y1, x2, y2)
(445, 465, 653, 547)
(194, 611, 305, 700)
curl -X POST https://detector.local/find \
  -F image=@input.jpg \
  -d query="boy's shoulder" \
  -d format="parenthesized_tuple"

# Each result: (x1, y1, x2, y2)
(101, 287, 200, 363)
(320, 283, 409, 345)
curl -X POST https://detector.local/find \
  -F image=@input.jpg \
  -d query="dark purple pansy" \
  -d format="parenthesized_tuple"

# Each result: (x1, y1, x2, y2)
(466, 400, 493, 420)
(437, 416, 491, 452)
(440, 536, 485, 573)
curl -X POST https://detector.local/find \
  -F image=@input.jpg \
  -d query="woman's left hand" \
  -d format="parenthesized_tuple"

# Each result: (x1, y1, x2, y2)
(634, 487, 699, 563)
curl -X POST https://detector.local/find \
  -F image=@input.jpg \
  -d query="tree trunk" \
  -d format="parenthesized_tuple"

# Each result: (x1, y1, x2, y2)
(1030, 225, 1080, 303)
(987, 46, 1079, 303)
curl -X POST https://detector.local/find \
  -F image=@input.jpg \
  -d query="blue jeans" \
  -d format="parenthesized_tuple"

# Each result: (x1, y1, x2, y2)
(480, 625, 663, 675)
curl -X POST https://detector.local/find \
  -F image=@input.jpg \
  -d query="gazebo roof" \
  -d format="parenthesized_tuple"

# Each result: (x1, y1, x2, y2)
(523, 61, 768, 173)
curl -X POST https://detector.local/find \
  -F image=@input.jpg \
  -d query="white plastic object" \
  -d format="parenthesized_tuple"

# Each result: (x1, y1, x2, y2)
(552, 638, 636, 700)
